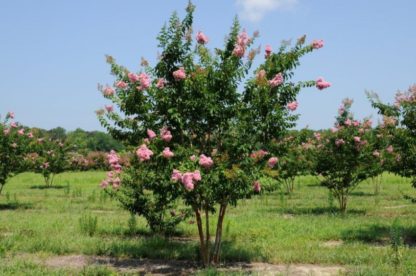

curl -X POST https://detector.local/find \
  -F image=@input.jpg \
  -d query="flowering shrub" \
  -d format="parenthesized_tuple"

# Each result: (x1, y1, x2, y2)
(315, 99, 378, 212)
(97, 2, 329, 266)
(25, 138, 68, 186)
(369, 85, 416, 187)
(0, 113, 32, 194)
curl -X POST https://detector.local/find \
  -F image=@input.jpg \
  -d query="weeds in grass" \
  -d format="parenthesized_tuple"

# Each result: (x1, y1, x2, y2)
(79, 213, 98, 237)
(390, 218, 403, 271)
(127, 213, 137, 235)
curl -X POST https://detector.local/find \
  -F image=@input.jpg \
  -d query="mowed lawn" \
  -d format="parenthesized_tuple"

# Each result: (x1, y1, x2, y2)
(1, 171, 416, 275)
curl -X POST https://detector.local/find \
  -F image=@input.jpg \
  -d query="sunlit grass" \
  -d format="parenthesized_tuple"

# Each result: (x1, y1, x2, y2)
(1, 171, 416, 275)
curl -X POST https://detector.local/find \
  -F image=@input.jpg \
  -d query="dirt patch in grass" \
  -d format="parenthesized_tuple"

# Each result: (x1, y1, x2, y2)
(321, 240, 344, 248)
(383, 205, 412, 209)
(42, 255, 345, 275)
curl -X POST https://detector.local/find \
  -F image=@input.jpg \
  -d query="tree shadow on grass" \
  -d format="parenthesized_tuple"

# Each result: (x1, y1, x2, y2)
(98, 235, 254, 267)
(275, 206, 366, 216)
(341, 224, 416, 247)
(350, 191, 375, 197)
(30, 185, 65, 190)
(0, 202, 33, 210)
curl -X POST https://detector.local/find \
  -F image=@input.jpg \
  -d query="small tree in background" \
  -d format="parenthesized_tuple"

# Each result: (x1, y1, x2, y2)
(315, 99, 376, 213)
(0, 112, 33, 194)
(97, 2, 329, 266)
(26, 138, 68, 186)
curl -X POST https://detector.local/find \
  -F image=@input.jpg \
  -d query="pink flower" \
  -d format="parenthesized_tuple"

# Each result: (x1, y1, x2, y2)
(100, 180, 109, 188)
(335, 139, 345, 146)
(199, 154, 214, 169)
(116, 81, 128, 89)
(160, 127, 173, 142)
(136, 73, 151, 91)
(353, 120, 360, 127)
(373, 150, 380, 158)
(386, 145, 394, 153)
(10, 122, 17, 128)
(173, 67, 186, 81)
(267, 157, 278, 168)
(330, 127, 338, 133)
(112, 177, 121, 189)
(196, 31, 209, 44)
(162, 147, 174, 159)
(43, 162, 50, 169)
(237, 30, 249, 46)
(190, 155, 196, 161)
(314, 132, 321, 141)
(353, 136, 361, 143)
(156, 78, 166, 89)
(250, 149, 268, 160)
(17, 128, 25, 136)
(269, 73, 284, 88)
(7, 112, 14, 119)
(312, 39, 324, 49)
(344, 119, 352, 126)
(316, 77, 331, 90)
(136, 144, 154, 161)
(107, 171, 114, 178)
(27, 132, 33, 138)
(181, 172, 195, 191)
(147, 129, 156, 140)
(287, 101, 298, 111)
(265, 45, 272, 58)
(105, 105, 113, 113)
(3, 128, 10, 135)
(103, 86, 115, 96)
(363, 119, 372, 129)
(128, 72, 139, 82)
(253, 181, 261, 193)
(171, 169, 182, 182)
(232, 45, 245, 58)
(192, 170, 201, 182)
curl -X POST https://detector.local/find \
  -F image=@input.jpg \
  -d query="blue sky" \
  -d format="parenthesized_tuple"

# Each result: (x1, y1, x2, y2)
(1, 0, 415, 131)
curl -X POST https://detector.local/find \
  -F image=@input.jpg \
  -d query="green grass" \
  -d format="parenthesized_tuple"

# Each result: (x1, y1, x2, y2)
(1, 171, 416, 275)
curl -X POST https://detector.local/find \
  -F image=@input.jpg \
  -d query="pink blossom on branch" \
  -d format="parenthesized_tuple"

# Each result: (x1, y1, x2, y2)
(269, 73, 284, 88)
(156, 78, 166, 89)
(128, 72, 139, 82)
(287, 101, 298, 111)
(105, 105, 114, 113)
(199, 154, 214, 168)
(116, 81, 128, 89)
(160, 127, 173, 142)
(147, 129, 157, 140)
(312, 39, 324, 49)
(265, 45, 272, 58)
(267, 157, 278, 168)
(253, 181, 261, 193)
(162, 147, 174, 159)
(103, 86, 115, 96)
(316, 77, 331, 90)
(136, 144, 154, 161)
(196, 31, 209, 44)
(173, 67, 186, 80)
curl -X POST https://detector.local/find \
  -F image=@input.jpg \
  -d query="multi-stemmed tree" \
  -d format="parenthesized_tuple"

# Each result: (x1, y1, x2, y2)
(97, 2, 329, 266)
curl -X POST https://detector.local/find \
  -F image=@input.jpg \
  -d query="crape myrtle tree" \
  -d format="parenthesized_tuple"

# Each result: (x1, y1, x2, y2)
(315, 99, 380, 213)
(25, 138, 68, 186)
(97, 2, 330, 266)
(368, 85, 416, 187)
(0, 112, 33, 194)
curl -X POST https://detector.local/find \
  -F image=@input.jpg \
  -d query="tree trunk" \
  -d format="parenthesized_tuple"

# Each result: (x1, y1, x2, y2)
(205, 206, 210, 264)
(194, 208, 208, 267)
(212, 203, 227, 264)
(338, 192, 348, 214)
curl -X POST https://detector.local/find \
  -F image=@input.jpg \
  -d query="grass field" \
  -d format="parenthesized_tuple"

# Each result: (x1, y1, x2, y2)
(0, 171, 416, 275)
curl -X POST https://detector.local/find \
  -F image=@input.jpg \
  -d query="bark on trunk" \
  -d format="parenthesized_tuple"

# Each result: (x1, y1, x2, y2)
(212, 203, 227, 264)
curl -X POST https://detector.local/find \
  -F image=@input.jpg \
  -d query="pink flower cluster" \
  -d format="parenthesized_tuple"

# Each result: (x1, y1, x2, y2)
(233, 30, 250, 58)
(7, 112, 15, 119)
(316, 77, 331, 90)
(105, 105, 113, 113)
(269, 73, 284, 88)
(147, 129, 156, 140)
(287, 101, 298, 111)
(199, 154, 214, 169)
(116, 81, 128, 89)
(136, 144, 154, 162)
(160, 127, 173, 142)
(173, 67, 186, 81)
(253, 180, 261, 192)
(196, 31, 208, 44)
(267, 157, 278, 168)
(312, 39, 324, 49)
(137, 73, 151, 91)
(101, 150, 122, 189)
(162, 147, 174, 159)
(250, 149, 268, 160)
(103, 86, 115, 96)
(171, 169, 202, 191)
(265, 45, 272, 58)
(156, 78, 166, 89)
(335, 139, 345, 147)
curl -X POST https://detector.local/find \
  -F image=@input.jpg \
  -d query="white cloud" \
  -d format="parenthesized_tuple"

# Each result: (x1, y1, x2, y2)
(236, 0, 298, 22)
